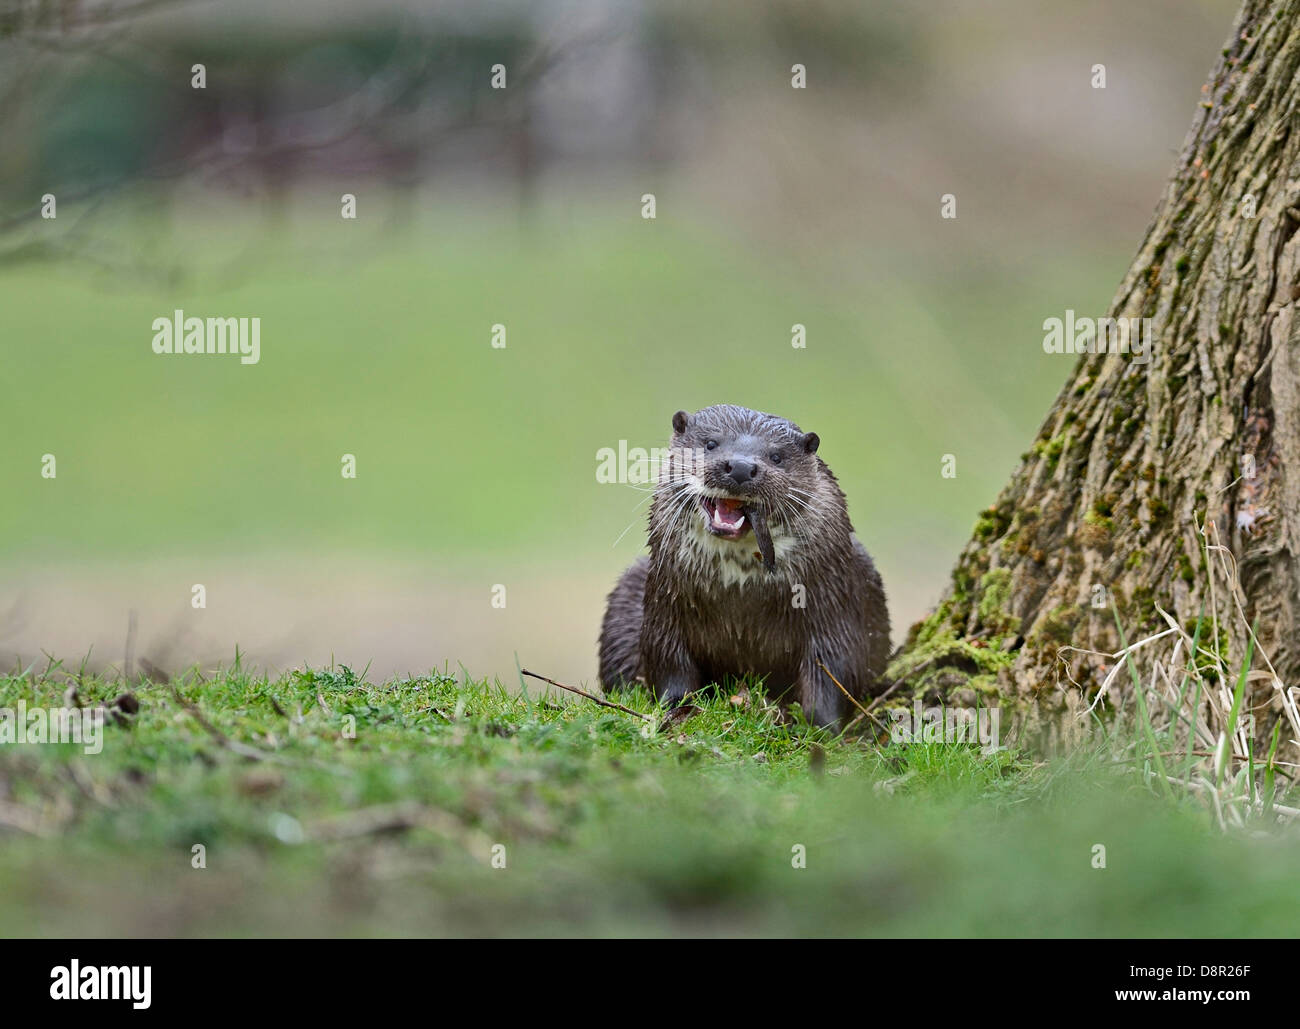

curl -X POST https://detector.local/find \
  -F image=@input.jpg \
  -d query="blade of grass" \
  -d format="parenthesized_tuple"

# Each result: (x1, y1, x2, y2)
(1215, 619, 1256, 789)
(1165, 604, 1204, 751)
(1112, 608, 1173, 801)
(1262, 719, 1282, 821)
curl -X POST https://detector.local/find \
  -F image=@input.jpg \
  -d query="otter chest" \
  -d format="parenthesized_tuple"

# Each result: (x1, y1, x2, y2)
(677, 576, 807, 686)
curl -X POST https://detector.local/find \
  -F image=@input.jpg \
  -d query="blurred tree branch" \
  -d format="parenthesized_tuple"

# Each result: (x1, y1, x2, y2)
(0, 0, 629, 278)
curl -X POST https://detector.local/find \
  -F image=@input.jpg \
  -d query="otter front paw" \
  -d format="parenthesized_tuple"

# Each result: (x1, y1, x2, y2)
(654, 676, 695, 707)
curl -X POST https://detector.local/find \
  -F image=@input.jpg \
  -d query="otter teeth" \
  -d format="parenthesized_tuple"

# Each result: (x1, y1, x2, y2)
(705, 497, 747, 535)
(713, 507, 745, 532)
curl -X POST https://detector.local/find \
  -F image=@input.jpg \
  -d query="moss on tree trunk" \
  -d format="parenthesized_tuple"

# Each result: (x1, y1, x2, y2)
(893, 0, 1300, 755)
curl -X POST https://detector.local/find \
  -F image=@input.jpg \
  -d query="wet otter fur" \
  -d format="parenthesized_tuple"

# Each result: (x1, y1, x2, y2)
(598, 404, 890, 727)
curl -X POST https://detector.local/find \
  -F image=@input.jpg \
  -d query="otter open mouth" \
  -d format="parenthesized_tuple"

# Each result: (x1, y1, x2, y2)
(701, 496, 750, 539)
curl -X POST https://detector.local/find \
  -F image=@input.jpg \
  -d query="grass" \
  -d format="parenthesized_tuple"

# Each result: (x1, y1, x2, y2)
(3, 653, 1300, 937)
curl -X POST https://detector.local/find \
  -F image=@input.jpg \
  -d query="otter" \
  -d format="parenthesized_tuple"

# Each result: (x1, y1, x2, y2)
(598, 404, 890, 727)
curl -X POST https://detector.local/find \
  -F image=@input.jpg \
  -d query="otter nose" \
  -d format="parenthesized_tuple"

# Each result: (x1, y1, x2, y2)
(723, 459, 759, 486)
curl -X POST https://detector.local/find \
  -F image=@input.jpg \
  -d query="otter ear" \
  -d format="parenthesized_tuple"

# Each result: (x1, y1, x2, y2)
(801, 431, 820, 454)
(672, 410, 690, 435)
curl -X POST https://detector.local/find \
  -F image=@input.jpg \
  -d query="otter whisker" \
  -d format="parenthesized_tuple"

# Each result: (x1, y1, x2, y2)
(613, 481, 700, 547)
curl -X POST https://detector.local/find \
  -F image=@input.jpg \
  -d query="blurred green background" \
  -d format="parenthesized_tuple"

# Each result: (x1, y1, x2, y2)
(0, 0, 1238, 687)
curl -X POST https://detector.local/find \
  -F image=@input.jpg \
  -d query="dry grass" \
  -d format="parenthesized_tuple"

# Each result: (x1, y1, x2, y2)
(1058, 518, 1300, 829)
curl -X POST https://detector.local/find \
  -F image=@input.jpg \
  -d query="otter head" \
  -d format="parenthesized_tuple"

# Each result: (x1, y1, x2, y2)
(664, 405, 820, 550)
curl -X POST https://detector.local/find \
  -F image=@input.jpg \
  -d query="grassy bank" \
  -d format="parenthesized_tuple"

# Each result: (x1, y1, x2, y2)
(2, 658, 1298, 937)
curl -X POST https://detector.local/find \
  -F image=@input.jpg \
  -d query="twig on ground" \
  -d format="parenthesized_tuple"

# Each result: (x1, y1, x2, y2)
(818, 661, 889, 735)
(124, 610, 137, 683)
(519, 669, 650, 720)
(838, 658, 940, 736)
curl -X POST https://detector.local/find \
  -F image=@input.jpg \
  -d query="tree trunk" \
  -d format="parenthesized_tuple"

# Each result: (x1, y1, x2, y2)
(895, 0, 1300, 754)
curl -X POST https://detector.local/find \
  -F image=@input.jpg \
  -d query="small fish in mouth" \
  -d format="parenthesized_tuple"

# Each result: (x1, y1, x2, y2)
(745, 503, 776, 573)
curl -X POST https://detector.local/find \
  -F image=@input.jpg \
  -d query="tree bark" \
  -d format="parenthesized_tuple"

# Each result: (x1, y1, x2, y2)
(896, 0, 1300, 754)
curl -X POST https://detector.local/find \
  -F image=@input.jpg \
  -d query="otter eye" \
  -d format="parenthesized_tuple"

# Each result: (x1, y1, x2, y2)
(705, 440, 718, 451)
(770, 451, 783, 465)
